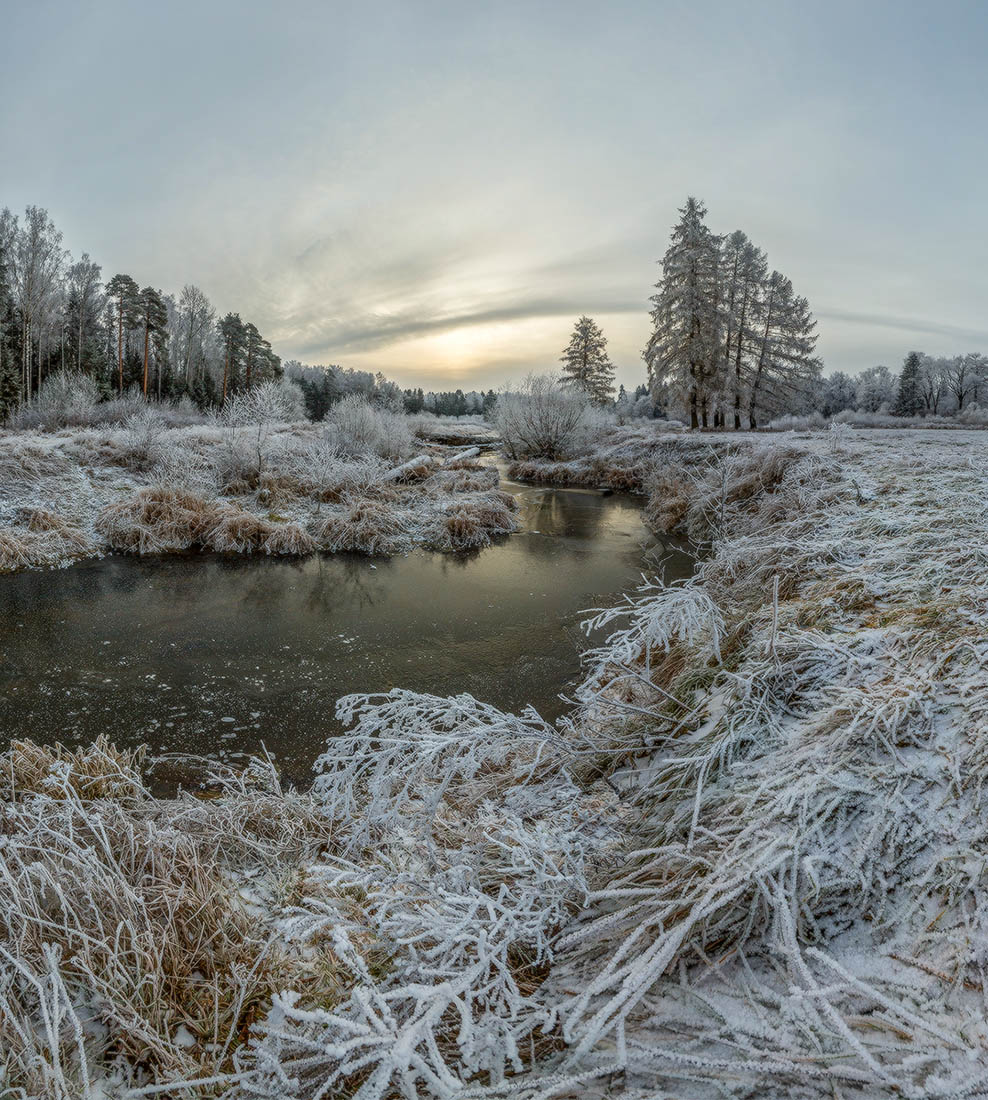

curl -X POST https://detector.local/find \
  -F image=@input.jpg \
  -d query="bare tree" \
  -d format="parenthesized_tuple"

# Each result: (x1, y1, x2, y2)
(8, 206, 66, 400)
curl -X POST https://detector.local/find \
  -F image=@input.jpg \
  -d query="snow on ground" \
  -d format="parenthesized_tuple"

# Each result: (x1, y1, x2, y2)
(0, 418, 518, 570)
(3, 426, 988, 1098)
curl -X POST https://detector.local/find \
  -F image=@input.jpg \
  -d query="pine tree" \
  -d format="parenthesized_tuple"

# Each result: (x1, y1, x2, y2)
(644, 197, 722, 428)
(560, 315, 615, 404)
(893, 351, 923, 417)
(106, 274, 140, 394)
(139, 286, 167, 397)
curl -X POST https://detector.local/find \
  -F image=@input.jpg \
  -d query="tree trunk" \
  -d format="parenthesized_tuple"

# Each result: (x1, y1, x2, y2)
(690, 387, 698, 430)
(118, 302, 124, 394)
(142, 322, 150, 397)
(222, 344, 230, 405)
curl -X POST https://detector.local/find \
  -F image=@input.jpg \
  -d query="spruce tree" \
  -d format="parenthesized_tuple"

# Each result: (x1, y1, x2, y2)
(893, 351, 923, 417)
(644, 197, 722, 428)
(218, 312, 247, 403)
(560, 315, 615, 404)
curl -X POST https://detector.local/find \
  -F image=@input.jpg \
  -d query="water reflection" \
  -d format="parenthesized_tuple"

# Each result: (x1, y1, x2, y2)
(0, 483, 693, 787)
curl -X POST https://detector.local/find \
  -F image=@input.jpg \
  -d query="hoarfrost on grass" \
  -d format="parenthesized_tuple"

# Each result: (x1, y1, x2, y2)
(5, 427, 988, 1097)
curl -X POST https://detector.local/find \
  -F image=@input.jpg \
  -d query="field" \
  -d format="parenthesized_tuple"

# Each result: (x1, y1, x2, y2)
(3, 425, 988, 1098)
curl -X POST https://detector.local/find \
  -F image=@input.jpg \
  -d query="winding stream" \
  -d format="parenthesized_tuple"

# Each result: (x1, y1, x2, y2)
(0, 477, 692, 787)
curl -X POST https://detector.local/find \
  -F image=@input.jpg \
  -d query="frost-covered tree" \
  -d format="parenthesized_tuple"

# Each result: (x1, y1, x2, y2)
(8, 206, 66, 400)
(64, 255, 104, 374)
(816, 370, 857, 417)
(176, 284, 214, 385)
(855, 364, 897, 413)
(560, 315, 615, 404)
(918, 354, 946, 414)
(719, 231, 767, 429)
(645, 197, 722, 429)
(942, 352, 987, 412)
(746, 272, 821, 428)
(893, 351, 923, 417)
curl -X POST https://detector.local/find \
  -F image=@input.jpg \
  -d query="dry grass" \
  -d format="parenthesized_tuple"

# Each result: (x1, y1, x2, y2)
(96, 486, 215, 553)
(315, 498, 413, 555)
(206, 505, 278, 553)
(261, 521, 316, 556)
(1, 736, 148, 802)
(1, 423, 520, 572)
(0, 740, 334, 1098)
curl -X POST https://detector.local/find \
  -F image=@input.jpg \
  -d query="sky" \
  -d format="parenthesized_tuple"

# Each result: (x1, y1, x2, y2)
(2, 0, 987, 391)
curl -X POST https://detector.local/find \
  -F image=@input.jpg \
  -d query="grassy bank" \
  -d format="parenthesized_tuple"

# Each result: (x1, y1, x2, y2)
(3, 427, 986, 1097)
(0, 413, 518, 571)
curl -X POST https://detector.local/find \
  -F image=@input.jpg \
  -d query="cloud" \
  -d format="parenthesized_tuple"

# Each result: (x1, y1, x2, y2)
(817, 308, 988, 346)
(286, 294, 642, 359)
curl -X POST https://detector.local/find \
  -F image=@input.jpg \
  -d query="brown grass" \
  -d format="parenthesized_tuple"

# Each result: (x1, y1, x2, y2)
(1, 735, 148, 801)
(316, 498, 411, 555)
(262, 521, 317, 556)
(0, 527, 36, 571)
(96, 487, 216, 553)
(206, 505, 277, 553)
(429, 491, 520, 551)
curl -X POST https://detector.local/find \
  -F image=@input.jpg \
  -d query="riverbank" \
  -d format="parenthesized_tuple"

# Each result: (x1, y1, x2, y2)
(3, 428, 986, 1097)
(0, 418, 519, 572)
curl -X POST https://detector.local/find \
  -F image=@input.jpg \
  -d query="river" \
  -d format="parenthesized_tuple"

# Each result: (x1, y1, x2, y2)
(0, 477, 692, 788)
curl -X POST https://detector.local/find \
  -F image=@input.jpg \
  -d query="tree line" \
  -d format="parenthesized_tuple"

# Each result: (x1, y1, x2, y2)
(0, 205, 282, 418)
(815, 351, 988, 419)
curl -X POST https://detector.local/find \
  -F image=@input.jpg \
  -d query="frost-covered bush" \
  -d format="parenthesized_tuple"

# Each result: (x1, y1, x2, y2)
(216, 380, 307, 486)
(766, 411, 827, 431)
(327, 394, 414, 460)
(957, 401, 988, 426)
(7, 371, 100, 430)
(495, 374, 606, 460)
(117, 406, 168, 470)
(221, 378, 306, 428)
(241, 690, 610, 1099)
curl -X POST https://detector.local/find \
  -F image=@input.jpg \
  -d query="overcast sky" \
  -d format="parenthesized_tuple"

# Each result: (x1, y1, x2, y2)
(3, 0, 986, 390)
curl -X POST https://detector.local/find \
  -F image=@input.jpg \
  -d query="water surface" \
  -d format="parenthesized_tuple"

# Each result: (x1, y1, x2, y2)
(0, 480, 692, 787)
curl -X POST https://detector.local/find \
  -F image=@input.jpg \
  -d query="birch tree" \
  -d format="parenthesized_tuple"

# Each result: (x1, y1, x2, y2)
(177, 284, 214, 384)
(8, 206, 65, 400)
(66, 254, 104, 372)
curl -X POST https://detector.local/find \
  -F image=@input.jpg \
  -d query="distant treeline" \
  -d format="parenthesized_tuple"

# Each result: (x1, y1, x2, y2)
(286, 360, 499, 420)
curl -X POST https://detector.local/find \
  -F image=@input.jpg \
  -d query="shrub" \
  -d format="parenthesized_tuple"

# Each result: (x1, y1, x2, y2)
(117, 407, 168, 471)
(494, 374, 605, 460)
(327, 395, 414, 460)
(7, 372, 100, 431)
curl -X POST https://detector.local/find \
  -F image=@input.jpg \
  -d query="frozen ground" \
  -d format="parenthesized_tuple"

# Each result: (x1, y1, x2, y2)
(3, 426, 988, 1098)
(0, 416, 518, 570)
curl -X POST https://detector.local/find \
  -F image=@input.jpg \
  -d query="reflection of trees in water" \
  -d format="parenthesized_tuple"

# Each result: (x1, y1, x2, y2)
(519, 489, 609, 545)
(301, 553, 391, 614)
